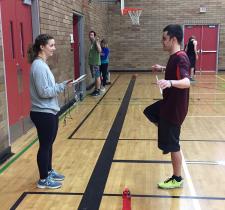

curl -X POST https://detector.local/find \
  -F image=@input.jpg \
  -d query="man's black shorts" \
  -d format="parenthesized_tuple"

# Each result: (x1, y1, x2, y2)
(143, 101, 181, 153)
(158, 117, 181, 154)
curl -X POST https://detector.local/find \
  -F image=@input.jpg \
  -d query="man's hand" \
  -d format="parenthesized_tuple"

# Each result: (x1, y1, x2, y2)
(152, 64, 164, 72)
(95, 36, 100, 43)
(95, 36, 102, 53)
(196, 54, 198, 61)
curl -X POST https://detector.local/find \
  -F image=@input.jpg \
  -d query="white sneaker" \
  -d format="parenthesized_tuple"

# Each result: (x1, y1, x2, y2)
(100, 87, 106, 92)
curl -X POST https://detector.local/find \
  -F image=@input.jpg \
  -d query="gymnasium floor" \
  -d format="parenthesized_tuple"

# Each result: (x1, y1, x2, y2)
(0, 72, 225, 210)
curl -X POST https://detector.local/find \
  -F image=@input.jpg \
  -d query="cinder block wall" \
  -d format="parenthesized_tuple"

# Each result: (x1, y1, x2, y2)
(108, 0, 225, 71)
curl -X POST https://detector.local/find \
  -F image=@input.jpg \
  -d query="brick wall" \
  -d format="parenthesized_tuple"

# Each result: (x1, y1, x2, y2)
(1, 0, 225, 151)
(39, 0, 110, 103)
(108, 0, 225, 71)
(0, 0, 110, 154)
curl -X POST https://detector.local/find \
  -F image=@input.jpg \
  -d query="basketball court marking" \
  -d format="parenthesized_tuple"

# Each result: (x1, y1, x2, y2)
(216, 75, 225, 82)
(68, 75, 120, 139)
(191, 92, 225, 95)
(187, 116, 225, 118)
(78, 76, 136, 210)
(113, 159, 225, 166)
(103, 193, 225, 200)
(181, 150, 202, 210)
(70, 138, 225, 142)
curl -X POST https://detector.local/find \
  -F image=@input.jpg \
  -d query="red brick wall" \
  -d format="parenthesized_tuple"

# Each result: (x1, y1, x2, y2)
(39, 0, 110, 102)
(38, 0, 110, 73)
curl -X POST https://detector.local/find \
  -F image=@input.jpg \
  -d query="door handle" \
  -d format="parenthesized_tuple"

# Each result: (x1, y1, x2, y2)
(16, 63, 22, 72)
(201, 50, 217, 53)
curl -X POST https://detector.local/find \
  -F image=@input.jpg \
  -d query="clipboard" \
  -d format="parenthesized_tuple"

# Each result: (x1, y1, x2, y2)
(71, 74, 87, 84)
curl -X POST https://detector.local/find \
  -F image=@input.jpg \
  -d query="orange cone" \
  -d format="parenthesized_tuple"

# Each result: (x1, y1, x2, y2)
(122, 187, 131, 210)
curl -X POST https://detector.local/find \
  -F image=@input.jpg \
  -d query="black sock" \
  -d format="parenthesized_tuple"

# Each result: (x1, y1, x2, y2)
(172, 175, 182, 182)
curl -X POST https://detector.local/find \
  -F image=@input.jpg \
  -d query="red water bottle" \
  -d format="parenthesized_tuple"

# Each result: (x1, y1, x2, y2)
(122, 187, 131, 210)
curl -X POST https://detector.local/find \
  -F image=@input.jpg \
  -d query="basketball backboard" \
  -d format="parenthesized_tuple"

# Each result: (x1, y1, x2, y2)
(120, 0, 124, 14)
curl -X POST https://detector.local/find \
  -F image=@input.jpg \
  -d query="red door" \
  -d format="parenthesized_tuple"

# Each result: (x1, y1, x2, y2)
(1, 0, 33, 140)
(184, 25, 218, 73)
(73, 15, 80, 79)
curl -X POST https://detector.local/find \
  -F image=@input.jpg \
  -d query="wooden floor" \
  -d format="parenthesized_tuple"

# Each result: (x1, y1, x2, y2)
(1, 72, 225, 210)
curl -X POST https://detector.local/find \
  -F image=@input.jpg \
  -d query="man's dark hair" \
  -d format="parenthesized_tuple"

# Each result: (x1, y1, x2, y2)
(163, 24, 183, 44)
(89, 30, 96, 37)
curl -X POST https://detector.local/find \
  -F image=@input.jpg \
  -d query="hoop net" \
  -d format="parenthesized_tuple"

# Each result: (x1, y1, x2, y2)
(122, 8, 143, 25)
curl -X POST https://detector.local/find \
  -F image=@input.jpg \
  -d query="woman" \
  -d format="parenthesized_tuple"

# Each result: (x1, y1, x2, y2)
(28, 34, 71, 189)
(185, 36, 198, 81)
(100, 39, 110, 91)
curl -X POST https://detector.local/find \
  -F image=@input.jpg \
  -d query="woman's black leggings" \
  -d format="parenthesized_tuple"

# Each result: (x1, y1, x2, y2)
(100, 63, 108, 86)
(30, 111, 59, 179)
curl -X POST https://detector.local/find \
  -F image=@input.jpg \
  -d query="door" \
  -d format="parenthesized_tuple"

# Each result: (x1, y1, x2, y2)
(1, 0, 33, 141)
(73, 15, 80, 79)
(184, 25, 218, 73)
(201, 25, 218, 72)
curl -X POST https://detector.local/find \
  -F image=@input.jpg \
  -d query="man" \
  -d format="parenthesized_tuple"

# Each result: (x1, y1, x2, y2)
(144, 24, 190, 189)
(88, 30, 102, 96)
(185, 36, 198, 81)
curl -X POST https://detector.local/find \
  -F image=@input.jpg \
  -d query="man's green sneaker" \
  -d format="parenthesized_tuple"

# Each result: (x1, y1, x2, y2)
(158, 177, 183, 189)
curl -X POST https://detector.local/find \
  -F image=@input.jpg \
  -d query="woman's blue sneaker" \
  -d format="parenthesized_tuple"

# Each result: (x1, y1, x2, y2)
(48, 169, 65, 181)
(37, 176, 62, 189)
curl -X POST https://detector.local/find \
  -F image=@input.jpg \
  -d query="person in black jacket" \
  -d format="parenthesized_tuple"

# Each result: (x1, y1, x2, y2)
(185, 36, 198, 81)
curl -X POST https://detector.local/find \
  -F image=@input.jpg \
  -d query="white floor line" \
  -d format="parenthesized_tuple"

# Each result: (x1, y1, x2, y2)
(181, 150, 202, 210)
(216, 75, 225, 82)
(187, 115, 225, 118)
(190, 92, 225, 94)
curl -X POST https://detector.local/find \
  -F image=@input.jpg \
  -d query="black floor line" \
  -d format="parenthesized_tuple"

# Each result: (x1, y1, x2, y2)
(113, 159, 225, 166)
(9, 76, 121, 210)
(68, 75, 120, 139)
(113, 160, 171, 164)
(9, 192, 84, 209)
(70, 138, 225, 142)
(119, 138, 157, 141)
(9, 190, 225, 209)
(103, 193, 225, 201)
(70, 137, 106, 141)
(77, 76, 136, 210)
(70, 138, 155, 141)
(10, 193, 27, 210)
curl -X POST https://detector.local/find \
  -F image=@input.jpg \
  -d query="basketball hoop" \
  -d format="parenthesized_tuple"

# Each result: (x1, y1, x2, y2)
(122, 8, 143, 25)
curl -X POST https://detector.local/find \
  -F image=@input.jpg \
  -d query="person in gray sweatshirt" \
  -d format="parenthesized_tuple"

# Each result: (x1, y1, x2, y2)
(28, 34, 71, 189)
